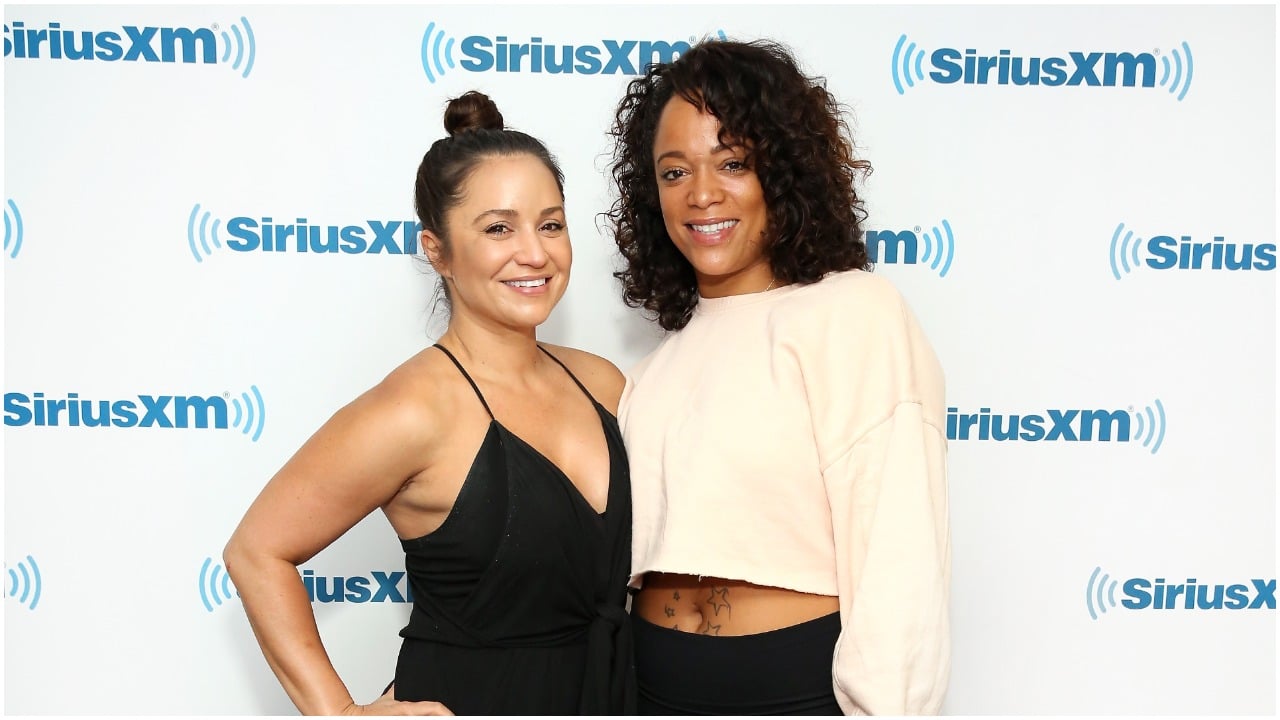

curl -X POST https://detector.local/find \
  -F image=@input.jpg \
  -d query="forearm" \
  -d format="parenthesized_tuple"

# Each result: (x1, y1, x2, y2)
(224, 547, 357, 716)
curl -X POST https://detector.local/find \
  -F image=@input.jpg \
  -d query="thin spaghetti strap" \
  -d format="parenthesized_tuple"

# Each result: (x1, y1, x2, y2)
(538, 345, 598, 405)
(432, 343, 495, 420)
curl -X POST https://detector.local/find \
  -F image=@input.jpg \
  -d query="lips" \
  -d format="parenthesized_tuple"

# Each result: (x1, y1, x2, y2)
(502, 277, 547, 288)
(685, 218, 739, 246)
(690, 219, 738, 233)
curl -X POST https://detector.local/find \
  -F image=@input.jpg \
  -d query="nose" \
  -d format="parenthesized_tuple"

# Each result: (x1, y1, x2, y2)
(513, 227, 550, 267)
(687, 170, 722, 209)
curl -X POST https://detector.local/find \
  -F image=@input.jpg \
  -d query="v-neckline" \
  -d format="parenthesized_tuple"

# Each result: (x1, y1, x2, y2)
(491, 405, 613, 518)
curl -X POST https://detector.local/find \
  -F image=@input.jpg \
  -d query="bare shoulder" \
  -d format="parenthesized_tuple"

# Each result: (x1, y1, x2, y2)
(539, 343, 627, 414)
(345, 346, 464, 449)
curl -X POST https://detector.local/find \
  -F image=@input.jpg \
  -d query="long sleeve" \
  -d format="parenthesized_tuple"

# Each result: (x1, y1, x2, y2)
(823, 403, 950, 715)
(792, 272, 951, 715)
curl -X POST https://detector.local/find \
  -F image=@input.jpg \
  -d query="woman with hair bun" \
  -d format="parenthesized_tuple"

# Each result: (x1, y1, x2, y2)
(225, 91, 636, 716)
(607, 39, 951, 715)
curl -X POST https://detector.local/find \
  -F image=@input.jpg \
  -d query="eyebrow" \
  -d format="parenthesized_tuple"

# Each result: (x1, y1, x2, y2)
(472, 206, 565, 224)
(655, 144, 733, 165)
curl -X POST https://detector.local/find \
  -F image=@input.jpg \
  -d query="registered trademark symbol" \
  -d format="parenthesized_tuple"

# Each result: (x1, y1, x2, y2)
(212, 23, 220, 30)
(688, 35, 696, 43)
(914, 226, 922, 233)
(223, 392, 230, 399)
(1154, 48, 1160, 55)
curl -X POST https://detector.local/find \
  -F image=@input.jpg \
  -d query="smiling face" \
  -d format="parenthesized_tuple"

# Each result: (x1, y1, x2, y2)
(652, 96, 773, 298)
(424, 153, 570, 333)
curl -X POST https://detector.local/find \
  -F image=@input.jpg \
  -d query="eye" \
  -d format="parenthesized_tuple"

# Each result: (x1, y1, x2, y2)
(723, 159, 748, 173)
(658, 167, 687, 182)
(540, 220, 565, 233)
(484, 223, 512, 236)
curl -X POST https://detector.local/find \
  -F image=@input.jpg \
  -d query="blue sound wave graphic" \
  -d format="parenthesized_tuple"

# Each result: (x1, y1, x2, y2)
(1109, 222, 1144, 280)
(230, 385, 266, 442)
(1086, 566, 1119, 620)
(1157, 42, 1194, 102)
(421, 21, 457, 84)
(891, 34, 927, 95)
(218, 17, 256, 79)
(5, 555, 42, 610)
(916, 219, 955, 277)
(199, 557, 238, 612)
(1131, 399, 1167, 455)
(187, 203, 224, 263)
(4, 199, 24, 259)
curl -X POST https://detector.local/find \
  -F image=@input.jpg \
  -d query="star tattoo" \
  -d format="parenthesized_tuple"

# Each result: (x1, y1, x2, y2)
(707, 586, 731, 616)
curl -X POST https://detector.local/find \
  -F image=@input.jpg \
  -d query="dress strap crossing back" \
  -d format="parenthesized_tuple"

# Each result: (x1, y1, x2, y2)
(537, 345, 598, 405)
(432, 343, 494, 420)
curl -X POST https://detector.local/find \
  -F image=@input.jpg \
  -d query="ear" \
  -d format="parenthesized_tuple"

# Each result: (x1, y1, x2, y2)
(421, 230, 451, 279)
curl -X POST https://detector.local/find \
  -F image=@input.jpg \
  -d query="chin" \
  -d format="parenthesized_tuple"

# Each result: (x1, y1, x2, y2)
(688, 259, 743, 280)
(503, 307, 555, 329)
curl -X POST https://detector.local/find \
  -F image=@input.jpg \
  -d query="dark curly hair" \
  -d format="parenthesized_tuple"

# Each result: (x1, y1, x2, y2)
(605, 38, 873, 331)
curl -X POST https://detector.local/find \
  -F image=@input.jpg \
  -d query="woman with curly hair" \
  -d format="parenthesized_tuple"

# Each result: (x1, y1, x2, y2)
(607, 39, 951, 715)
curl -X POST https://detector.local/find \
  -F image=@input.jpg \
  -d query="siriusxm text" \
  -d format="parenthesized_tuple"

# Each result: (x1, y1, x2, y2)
(1144, 236, 1275, 271)
(4, 21, 216, 63)
(1122, 577, 1276, 610)
(459, 36, 689, 75)
(947, 407, 1131, 442)
(930, 48, 1157, 87)
(302, 569, 413, 603)
(226, 218, 420, 254)
(5, 392, 231, 428)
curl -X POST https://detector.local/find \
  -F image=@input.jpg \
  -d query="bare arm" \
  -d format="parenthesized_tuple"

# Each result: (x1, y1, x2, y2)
(223, 379, 447, 716)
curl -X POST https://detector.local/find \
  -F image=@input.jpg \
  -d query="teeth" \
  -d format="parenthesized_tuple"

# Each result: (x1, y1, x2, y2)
(504, 278, 547, 288)
(691, 220, 737, 233)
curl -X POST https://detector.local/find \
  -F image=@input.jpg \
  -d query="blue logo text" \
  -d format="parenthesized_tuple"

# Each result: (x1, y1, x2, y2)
(948, 400, 1166, 453)
(5, 387, 265, 441)
(5, 18, 255, 77)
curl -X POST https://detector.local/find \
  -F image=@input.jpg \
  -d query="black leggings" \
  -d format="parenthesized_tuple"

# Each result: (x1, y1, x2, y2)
(631, 611, 843, 715)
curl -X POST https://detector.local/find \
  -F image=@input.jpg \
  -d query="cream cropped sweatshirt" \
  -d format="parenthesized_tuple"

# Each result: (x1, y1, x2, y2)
(619, 269, 951, 716)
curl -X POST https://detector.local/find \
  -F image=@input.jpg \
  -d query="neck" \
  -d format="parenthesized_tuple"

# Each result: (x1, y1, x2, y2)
(696, 261, 776, 299)
(437, 314, 543, 379)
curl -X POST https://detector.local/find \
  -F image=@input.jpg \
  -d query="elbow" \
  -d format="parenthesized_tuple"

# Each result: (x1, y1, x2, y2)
(221, 529, 255, 584)
(222, 530, 304, 587)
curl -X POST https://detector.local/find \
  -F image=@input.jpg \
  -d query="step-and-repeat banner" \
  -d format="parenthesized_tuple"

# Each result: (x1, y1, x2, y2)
(4, 4, 1275, 715)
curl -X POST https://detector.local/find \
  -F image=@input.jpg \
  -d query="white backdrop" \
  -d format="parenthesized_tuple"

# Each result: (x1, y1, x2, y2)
(4, 3, 1275, 715)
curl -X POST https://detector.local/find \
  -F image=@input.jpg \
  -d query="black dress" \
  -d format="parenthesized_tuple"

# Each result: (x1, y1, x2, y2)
(391, 344, 636, 715)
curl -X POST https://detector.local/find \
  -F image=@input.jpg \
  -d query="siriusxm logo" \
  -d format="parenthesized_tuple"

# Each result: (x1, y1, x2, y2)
(1109, 222, 1276, 279)
(4, 198, 23, 259)
(302, 569, 413, 604)
(199, 557, 411, 612)
(188, 204, 420, 262)
(5, 18, 255, 78)
(892, 35, 1194, 101)
(4, 386, 266, 442)
(947, 399, 1166, 454)
(1087, 567, 1276, 620)
(864, 220, 955, 277)
(5, 555, 42, 611)
(420, 22, 724, 83)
